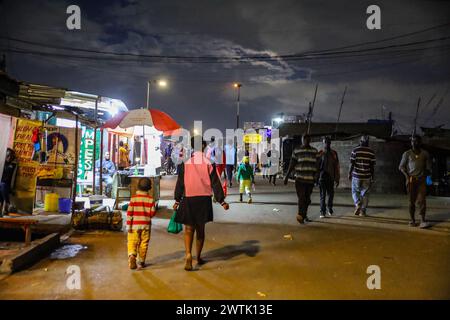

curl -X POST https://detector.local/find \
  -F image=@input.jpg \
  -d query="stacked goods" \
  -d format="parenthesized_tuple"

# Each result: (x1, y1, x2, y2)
(71, 206, 123, 231)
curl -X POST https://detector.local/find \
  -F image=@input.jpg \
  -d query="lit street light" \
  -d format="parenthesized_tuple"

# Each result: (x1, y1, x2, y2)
(233, 83, 242, 168)
(233, 83, 242, 129)
(147, 79, 168, 109)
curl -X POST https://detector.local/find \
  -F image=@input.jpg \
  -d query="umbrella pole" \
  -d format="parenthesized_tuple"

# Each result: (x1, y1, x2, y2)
(100, 128, 104, 195)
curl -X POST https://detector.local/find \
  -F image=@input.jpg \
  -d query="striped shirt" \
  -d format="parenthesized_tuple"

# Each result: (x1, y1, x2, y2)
(291, 145, 319, 184)
(350, 146, 376, 180)
(126, 191, 156, 230)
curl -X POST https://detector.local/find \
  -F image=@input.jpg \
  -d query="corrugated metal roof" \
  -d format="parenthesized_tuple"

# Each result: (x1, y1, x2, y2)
(18, 83, 66, 105)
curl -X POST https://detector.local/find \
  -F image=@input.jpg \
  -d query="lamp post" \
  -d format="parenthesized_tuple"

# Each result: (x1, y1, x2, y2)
(144, 79, 167, 165)
(233, 83, 242, 129)
(233, 83, 242, 168)
(147, 79, 168, 109)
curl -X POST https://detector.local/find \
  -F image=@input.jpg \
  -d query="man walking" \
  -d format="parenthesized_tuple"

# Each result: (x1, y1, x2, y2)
(317, 136, 340, 218)
(399, 135, 432, 228)
(224, 140, 235, 187)
(268, 143, 280, 186)
(284, 134, 319, 224)
(348, 135, 376, 217)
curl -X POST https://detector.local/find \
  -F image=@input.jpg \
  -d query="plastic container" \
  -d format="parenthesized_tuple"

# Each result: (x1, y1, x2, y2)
(58, 198, 72, 214)
(44, 193, 59, 212)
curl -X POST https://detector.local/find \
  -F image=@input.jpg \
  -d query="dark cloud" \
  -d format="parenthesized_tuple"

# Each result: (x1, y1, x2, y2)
(0, 0, 449, 133)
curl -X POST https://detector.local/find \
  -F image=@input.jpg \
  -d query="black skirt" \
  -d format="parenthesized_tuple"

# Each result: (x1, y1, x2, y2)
(175, 196, 213, 225)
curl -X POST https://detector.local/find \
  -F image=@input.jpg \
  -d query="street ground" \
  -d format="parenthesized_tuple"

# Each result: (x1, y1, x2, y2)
(0, 176, 449, 299)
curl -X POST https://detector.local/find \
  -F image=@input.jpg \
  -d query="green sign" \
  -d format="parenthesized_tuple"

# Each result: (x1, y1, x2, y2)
(78, 127, 101, 180)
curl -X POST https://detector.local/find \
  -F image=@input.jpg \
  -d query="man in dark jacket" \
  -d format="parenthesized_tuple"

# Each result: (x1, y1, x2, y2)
(317, 136, 340, 218)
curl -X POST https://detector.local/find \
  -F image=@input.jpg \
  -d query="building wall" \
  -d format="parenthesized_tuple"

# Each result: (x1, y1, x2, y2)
(312, 137, 409, 194)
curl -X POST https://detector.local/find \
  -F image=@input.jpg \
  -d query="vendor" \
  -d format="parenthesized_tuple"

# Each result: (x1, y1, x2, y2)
(0, 148, 18, 216)
(95, 151, 116, 196)
(118, 141, 130, 170)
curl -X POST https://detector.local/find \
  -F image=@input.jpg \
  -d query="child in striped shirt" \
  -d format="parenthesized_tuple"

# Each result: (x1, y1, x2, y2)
(127, 177, 156, 269)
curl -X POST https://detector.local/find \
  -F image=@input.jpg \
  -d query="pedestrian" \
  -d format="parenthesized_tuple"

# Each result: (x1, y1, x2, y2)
(348, 135, 376, 217)
(399, 135, 432, 228)
(284, 134, 319, 224)
(126, 177, 156, 270)
(236, 156, 255, 203)
(173, 139, 229, 271)
(260, 147, 269, 179)
(268, 143, 279, 186)
(175, 143, 186, 175)
(317, 136, 340, 218)
(206, 138, 217, 164)
(118, 141, 129, 170)
(224, 140, 235, 187)
(249, 148, 258, 174)
(0, 148, 18, 216)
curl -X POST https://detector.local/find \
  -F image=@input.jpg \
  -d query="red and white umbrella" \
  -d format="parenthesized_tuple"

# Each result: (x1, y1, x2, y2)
(102, 108, 180, 132)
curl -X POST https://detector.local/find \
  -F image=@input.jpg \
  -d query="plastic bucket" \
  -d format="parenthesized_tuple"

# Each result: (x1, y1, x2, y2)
(58, 198, 72, 214)
(44, 193, 59, 212)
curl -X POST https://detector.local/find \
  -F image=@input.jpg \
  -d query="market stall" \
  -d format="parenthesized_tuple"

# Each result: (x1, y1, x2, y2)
(11, 115, 82, 214)
(102, 108, 180, 208)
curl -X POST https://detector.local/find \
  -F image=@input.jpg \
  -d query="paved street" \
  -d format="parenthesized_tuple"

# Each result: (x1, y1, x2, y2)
(0, 176, 449, 299)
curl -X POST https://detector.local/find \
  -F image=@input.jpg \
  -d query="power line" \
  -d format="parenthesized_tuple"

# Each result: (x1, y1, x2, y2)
(1, 24, 449, 62)
(2, 36, 450, 66)
(313, 22, 450, 53)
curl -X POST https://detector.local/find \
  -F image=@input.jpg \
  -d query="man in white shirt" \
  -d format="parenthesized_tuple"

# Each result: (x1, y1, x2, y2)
(224, 140, 235, 187)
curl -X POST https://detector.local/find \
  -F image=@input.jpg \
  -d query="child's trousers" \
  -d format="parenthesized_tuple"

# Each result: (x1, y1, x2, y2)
(127, 229, 151, 263)
(239, 179, 252, 194)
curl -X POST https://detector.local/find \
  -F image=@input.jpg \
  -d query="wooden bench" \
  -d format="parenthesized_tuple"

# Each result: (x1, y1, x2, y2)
(0, 218, 38, 246)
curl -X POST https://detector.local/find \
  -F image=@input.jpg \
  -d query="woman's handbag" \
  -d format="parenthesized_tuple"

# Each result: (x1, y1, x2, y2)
(167, 210, 183, 234)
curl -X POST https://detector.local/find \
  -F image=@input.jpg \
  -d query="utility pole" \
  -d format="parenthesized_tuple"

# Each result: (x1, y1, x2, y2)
(335, 86, 347, 136)
(413, 97, 421, 136)
(307, 84, 318, 134)
(233, 83, 242, 168)
(234, 83, 242, 129)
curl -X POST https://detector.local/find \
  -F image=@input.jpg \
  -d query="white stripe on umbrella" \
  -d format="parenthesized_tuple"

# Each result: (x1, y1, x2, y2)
(119, 109, 154, 128)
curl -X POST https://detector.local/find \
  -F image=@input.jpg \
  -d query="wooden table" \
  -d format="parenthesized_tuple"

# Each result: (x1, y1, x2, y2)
(0, 218, 38, 246)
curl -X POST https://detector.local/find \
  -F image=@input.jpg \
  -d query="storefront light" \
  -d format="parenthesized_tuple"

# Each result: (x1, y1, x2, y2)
(56, 118, 77, 128)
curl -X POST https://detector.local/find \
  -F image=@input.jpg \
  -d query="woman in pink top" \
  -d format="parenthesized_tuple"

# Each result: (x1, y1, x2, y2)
(173, 140, 229, 271)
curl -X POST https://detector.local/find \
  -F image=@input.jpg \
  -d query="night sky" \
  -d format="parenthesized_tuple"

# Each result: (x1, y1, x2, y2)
(0, 0, 449, 133)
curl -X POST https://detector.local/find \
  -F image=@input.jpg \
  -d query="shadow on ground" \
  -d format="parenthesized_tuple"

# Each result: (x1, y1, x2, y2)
(149, 240, 260, 267)
(202, 240, 260, 263)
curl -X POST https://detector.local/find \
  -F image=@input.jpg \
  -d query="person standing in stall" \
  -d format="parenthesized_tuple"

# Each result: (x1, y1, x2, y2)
(118, 141, 130, 170)
(0, 148, 18, 216)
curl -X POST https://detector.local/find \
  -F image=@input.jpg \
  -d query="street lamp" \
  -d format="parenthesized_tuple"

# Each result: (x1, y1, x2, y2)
(272, 117, 284, 128)
(233, 83, 242, 129)
(147, 79, 168, 109)
(233, 83, 242, 168)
